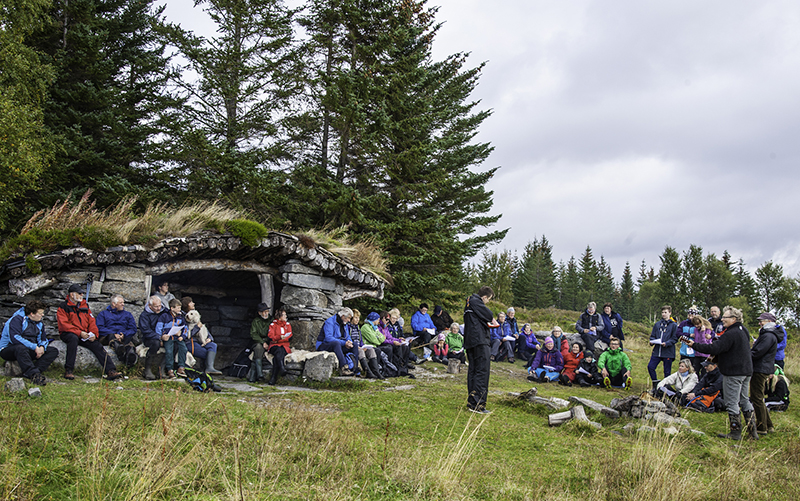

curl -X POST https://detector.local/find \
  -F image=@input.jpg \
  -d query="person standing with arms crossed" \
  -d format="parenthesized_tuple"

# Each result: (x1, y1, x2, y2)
(464, 286, 497, 414)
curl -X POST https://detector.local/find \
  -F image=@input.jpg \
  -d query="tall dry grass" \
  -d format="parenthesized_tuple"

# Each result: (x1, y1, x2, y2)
(299, 225, 390, 281)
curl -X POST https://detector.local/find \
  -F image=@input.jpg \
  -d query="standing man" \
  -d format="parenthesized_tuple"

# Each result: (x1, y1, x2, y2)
(57, 283, 122, 380)
(687, 306, 756, 440)
(0, 300, 59, 385)
(648, 305, 678, 392)
(750, 313, 781, 435)
(96, 294, 138, 366)
(464, 286, 496, 414)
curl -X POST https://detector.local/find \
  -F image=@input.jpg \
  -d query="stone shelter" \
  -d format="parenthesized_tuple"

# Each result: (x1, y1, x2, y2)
(0, 231, 386, 367)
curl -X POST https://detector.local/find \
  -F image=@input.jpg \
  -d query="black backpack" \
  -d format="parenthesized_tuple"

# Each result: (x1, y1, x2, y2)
(227, 347, 253, 378)
(183, 367, 220, 392)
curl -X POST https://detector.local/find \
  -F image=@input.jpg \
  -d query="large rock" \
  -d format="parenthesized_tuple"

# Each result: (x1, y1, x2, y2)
(9, 275, 57, 297)
(101, 281, 148, 302)
(324, 292, 343, 307)
(49, 340, 122, 371)
(6, 378, 26, 392)
(104, 265, 146, 283)
(58, 269, 103, 285)
(290, 319, 325, 351)
(281, 273, 337, 292)
(303, 352, 338, 381)
(3, 360, 22, 377)
(280, 286, 328, 308)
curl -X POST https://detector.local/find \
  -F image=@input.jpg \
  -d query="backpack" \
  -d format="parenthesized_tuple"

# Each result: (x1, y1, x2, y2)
(686, 391, 721, 413)
(226, 347, 253, 378)
(0, 307, 28, 350)
(183, 367, 220, 392)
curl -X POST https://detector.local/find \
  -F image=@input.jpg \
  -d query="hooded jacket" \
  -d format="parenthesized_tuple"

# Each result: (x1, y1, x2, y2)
(692, 322, 753, 377)
(751, 323, 781, 374)
(463, 294, 493, 349)
(268, 318, 292, 353)
(7, 315, 49, 351)
(96, 305, 137, 341)
(600, 311, 623, 343)
(316, 314, 351, 349)
(689, 367, 723, 396)
(530, 345, 564, 372)
(597, 347, 632, 377)
(139, 303, 162, 342)
(657, 369, 699, 395)
(57, 296, 98, 337)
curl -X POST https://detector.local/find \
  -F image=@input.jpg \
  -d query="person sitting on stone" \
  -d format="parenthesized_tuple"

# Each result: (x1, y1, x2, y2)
(266, 307, 292, 385)
(519, 323, 541, 368)
(600, 303, 624, 350)
(490, 312, 515, 363)
(684, 360, 724, 412)
(575, 302, 604, 354)
(155, 298, 189, 379)
(655, 359, 698, 402)
(184, 310, 221, 375)
(153, 280, 175, 310)
(550, 325, 569, 355)
(350, 310, 383, 379)
(575, 350, 603, 387)
(378, 310, 411, 373)
(0, 300, 59, 385)
(411, 303, 437, 353)
(527, 336, 564, 383)
(558, 342, 584, 386)
(57, 283, 122, 381)
(387, 308, 420, 366)
(316, 307, 359, 376)
(96, 294, 138, 367)
(597, 337, 632, 389)
(138, 295, 165, 380)
(445, 322, 466, 364)
(765, 365, 790, 412)
(248, 303, 271, 382)
(431, 305, 454, 333)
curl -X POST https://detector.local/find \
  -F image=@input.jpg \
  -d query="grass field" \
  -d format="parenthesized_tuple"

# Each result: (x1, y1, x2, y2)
(2, 330, 798, 500)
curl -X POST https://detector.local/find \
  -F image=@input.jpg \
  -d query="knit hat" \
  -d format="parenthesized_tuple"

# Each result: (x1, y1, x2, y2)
(688, 305, 700, 314)
(433, 305, 443, 315)
(544, 336, 554, 345)
(437, 332, 446, 342)
(367, 312, 380, 322)
(583, 350, 594, 360)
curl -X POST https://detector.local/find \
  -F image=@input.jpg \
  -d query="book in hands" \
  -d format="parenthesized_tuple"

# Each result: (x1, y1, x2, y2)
(401, 336, 418, 346)
(543, 365, 556, 371)
(167, 325, 183, 338)
(502, 335, 516, 341)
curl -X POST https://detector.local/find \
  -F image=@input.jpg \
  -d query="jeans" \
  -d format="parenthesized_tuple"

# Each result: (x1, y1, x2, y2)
(534, 368, 560, 382)
(164, 337, 188, 371)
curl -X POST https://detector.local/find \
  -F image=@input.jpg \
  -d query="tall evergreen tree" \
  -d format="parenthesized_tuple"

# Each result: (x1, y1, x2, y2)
(477, 249, 514, 306)
(681, 244, 706, 308)
(755, 261, 788, 313)
(0, 0, 54, 230)
(596, 255, 615, 303)
(703, 253, 735, 311)
(657, 246, 684, 315)
(617, 261, 635, 318)
(28, 0, 176, 208)
(557, 256, 581, 311)
(513, 236, 556, 309)
(636, 259, 654, 289)
(577, 245, 599, 305)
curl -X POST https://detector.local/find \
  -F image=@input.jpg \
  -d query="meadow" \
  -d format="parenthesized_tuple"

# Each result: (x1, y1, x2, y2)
(1, 313, 798, 500)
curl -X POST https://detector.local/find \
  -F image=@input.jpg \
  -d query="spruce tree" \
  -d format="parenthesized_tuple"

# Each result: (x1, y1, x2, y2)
(513, 236, 556, 309)
(558, 257, 581, 312)
(681, 244, 706, 308)
(703, 253, 735, 311)
(477, 249, 515, 305)
(597, 255, 615, 303)
(657, 246, 684, 315)
(577, 245, 599, 305)
(617, 261, 635, 318)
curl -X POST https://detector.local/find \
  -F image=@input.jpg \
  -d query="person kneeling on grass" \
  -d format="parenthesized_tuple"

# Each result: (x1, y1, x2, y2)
(597, 337, 632, 389)
(655, 359, 698, 402)
(527, 337, 564, 383)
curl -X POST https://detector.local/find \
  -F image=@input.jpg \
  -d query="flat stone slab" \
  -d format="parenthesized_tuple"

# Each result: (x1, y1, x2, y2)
(569, 396, 620, 419)
(384, 385, 415, 391)
(215, 382, 261, 392)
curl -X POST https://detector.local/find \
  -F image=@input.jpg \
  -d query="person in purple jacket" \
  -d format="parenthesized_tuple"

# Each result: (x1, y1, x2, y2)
(527, 337, 564, 383)
(490, 311, 515, 363)
(519, 323, 541, 367)
(379, 310, 411, 371)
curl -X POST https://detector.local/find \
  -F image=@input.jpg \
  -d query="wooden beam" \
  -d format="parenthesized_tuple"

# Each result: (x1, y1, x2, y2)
(146, 259, 278, 275)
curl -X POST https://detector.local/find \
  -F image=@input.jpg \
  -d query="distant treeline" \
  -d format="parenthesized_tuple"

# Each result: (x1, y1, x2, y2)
(0, 0, 505, 305)
(469, 237, 799, 329)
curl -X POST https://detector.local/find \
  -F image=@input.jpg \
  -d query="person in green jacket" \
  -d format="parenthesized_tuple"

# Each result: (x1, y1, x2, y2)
(361, 312, 393, 363)
(248, 303, 271, 382)
(445, 323, 466, 364)
(597, 337, 633, 389)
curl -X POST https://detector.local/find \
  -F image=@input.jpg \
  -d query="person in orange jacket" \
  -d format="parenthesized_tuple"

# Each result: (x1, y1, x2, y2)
(267, 307, 292, 385)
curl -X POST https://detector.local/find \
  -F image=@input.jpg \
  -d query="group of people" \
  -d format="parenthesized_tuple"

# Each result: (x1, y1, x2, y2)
(0, 281, 226, 384)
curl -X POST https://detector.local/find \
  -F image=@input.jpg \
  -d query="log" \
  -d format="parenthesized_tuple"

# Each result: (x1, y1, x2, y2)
(147, 259, 277, 275)
(548, 410, 573, 426)
(568, 396, 620, 419)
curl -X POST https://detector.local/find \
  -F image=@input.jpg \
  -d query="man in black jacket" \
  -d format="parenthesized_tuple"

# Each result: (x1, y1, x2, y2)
(464, 286, 496, 414)
(687, 306, 755, 440)
(751, 312, 782, 434)
(684, 360, 723, 411)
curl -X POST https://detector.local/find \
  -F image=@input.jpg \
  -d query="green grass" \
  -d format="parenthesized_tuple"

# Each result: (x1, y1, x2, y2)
(2, 332, 799, 500)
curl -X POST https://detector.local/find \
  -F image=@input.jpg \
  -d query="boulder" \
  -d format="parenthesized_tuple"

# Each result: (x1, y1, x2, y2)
(281, 273, 337, 292)
(5, 378, 26, 393)
(101, 281, 148, 302)
(447, 358, 461, 374)
(280, 286, 328, 308)
(9, 275, 57, 297)
(290, 319, 325, 351)
(49, 340, 122, 371)
(303, 352, 338, 381)
(3, 360, 22, 377)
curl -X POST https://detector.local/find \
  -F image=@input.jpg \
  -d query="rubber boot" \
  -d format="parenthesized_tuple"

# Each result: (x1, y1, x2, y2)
(742, 410, 759, 441)
(143, 354, 157, 380)
(718, 413, 742, 440)
(204, 350, 222, 375)
(651, 380, 659, 395)
(248, 359, 263, 383)
(361, 358, 376, 379)
(368, 357, 384, 379)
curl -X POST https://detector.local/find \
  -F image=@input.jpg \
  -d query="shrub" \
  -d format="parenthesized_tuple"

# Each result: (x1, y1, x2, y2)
(226, 219, 269, 247)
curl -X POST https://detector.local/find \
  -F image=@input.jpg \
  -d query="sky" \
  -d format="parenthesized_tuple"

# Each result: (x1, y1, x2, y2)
(161, 0, 800, 283)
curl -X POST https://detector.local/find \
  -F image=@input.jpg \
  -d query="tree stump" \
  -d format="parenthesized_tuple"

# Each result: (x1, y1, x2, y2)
(447, 358, 461, 374)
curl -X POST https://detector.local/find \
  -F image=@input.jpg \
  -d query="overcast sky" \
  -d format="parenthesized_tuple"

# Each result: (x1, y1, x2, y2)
(162, 0, 800, 282)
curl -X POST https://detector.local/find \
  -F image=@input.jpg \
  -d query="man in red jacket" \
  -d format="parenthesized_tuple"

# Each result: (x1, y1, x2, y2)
(57, 283, 122, 381)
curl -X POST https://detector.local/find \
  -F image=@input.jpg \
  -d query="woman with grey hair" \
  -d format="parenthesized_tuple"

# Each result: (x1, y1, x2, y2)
(686, 306, 757, 440)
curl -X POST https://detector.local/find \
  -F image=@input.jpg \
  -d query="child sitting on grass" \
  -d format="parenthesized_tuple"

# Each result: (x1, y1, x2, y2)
(597, 337, 632, 389)
(575, 350, 602, 386)
(527, 336, 564, 383)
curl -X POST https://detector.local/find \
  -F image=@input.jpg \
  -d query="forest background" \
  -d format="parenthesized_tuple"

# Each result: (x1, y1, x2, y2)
(2, 0, 798, 331)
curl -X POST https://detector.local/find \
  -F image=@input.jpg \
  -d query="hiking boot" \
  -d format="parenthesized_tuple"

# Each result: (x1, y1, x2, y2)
(166, 370, 176, 379)
(603, 377, 611, 389)
(718, 413, 742, 440)
(143, 355, 157, 380)
(339, 367, 354, 377)
(625, 377, 633, 389)
(64, 372, 75, 380)
(742, 410, 759, 440)
(106, 370, 123, 381)
(176, 368, 187, 378)
(538, 372, 548, 383)
(125, 350, 138, 367)
(490, 355, 495, 362)
(31, 373, 47, 386)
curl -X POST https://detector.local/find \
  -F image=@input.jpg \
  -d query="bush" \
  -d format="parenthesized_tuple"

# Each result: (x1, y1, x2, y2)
(226, 219, 269, 247)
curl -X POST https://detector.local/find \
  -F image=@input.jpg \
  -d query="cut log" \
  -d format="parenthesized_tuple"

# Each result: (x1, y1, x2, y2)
(147, 259, 277, 275)
(568, 396, 621, 419)
(548, 410, 573, 426)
